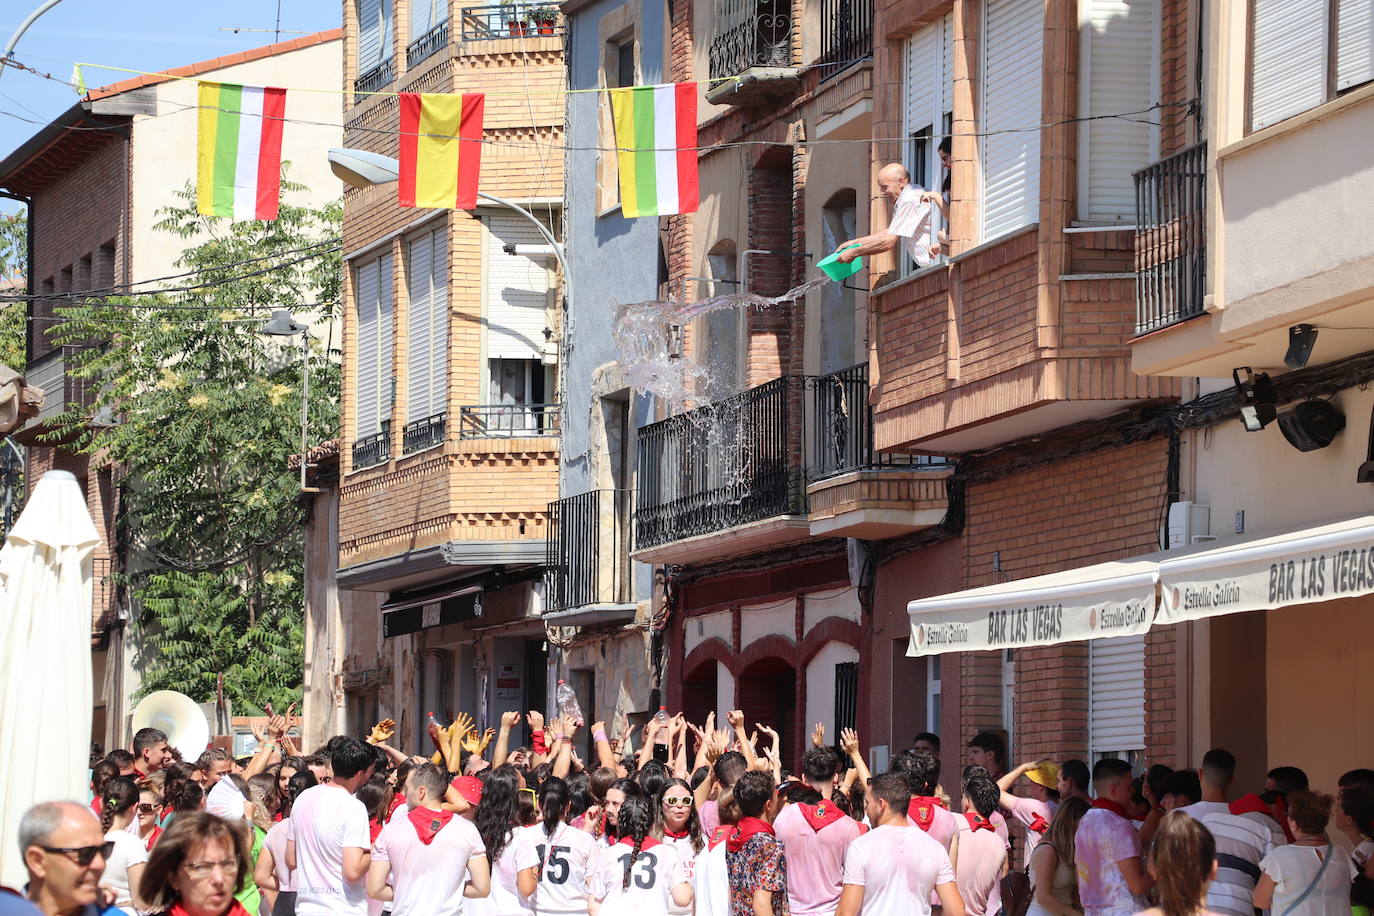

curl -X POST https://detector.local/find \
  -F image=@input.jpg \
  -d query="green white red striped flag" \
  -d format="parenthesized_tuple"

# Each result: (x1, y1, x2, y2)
(609, 83, 699, 218)
(196, 81, 286, 221)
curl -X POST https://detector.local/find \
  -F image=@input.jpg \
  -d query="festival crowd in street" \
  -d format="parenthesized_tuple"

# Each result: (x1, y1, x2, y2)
(6, 708, 1374, 916)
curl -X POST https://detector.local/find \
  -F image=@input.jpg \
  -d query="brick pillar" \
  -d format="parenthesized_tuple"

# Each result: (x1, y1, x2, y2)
(950, 0, 981, 255)
(745, 147, 793, 386)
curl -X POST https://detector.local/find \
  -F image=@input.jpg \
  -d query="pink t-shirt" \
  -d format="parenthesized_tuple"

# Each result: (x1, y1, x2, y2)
(1073, 807, 1143, 916)
(955, 817, 1009, 916)
(841, 823, 955, 916)
(1008, 797, 1057, 856)
(698, 800, 720, 838)
(908, 805, 960, 852)
(773, 803, 864, 916)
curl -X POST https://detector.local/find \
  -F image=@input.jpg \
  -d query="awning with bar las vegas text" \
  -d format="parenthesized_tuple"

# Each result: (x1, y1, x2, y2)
(906, 514, 1374, 656)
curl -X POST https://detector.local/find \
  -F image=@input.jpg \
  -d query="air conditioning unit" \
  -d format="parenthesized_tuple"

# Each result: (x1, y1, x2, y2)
(1164, 501, 1210, 548)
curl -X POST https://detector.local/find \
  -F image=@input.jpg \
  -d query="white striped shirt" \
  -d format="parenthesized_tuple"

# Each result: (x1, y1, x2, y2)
(1178, 801, 1280, 916)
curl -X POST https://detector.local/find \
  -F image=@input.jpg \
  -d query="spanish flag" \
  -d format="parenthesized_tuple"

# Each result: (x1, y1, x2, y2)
(398, 93, 485, 209)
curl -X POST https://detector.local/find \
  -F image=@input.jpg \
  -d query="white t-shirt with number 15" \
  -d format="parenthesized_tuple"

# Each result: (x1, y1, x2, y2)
(589, 838, 688, 916)
(515, 821, 599, 915)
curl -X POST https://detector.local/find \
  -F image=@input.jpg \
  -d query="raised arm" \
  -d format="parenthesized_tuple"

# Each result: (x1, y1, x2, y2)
(996, 762, 1036, 809)
(492, 710, 520, 768)
(727, 710, 756, 766)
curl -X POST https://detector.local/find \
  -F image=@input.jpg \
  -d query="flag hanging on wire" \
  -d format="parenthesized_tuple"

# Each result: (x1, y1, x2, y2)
(398, 92, 485, 209)
(609, 83, 699, 218)
(196, 81, 286, 221)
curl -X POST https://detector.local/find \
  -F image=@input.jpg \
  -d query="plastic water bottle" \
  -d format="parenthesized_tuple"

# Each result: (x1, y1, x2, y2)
(426, 711, 443, 751)
(653, 706, 670, 745)
(555, 680, 583, 724)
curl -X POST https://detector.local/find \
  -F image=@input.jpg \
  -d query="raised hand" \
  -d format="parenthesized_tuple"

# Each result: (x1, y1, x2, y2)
(591, 720, 607, 739)
(451, 712, 475, 742)
(726, 709, 745, 730)
(367, 718, 396, 745)
(840, 727, 860, 756)
(757, 724, 780, 756)
(463, 727, 495, 755)
(527, 710, 545, 731)
(500, 710, 520, 729)
(811, 722, 826, 748)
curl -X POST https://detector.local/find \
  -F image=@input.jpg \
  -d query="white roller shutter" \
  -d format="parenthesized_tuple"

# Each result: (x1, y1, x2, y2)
(407, 225, 447, 422)
(904, 24, 939, 144)
(1251, 0, 1327, 130)
(354, 254, 394, 437)
(1080, 0, 1158, 222)
(1337, 0, 1374, 90)
(981, 0, 1044, 241)
(357, 0, 382, 70)
(410, 0, 446, 38)
(1089, 635, 1145, 755)
(485, 213, 553, 360)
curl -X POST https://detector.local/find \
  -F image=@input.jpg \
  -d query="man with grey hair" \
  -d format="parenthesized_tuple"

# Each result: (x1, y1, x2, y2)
(16, 801, 113, 915)
(837, 162, 942, 270)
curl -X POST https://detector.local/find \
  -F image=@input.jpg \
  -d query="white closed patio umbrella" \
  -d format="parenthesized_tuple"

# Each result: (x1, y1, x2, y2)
(0, 469, 102, 890)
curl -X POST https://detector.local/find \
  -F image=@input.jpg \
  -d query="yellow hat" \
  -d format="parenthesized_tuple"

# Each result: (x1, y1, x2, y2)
(1027, 762, 1059, 789)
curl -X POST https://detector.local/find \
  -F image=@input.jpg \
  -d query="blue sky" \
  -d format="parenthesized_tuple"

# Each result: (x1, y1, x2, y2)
(0, 0, 342, 160)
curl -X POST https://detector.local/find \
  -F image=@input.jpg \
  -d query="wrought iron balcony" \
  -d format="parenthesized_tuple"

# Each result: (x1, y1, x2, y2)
(402, 412, 446, 454)
(407, 21, 450, 67)
(459, 3, 564, 40)
(546, 489, 633, 612)
(816, 0, 872, 80)
(707, 0, 795, 81)
(352, 426, 391, 469)
(808, 363, 941, 480)
(355, 58, 395, 96)
(635, 376, 807, 551)
(458, 403, 561, 438)
(1135, 142, 1207, 335)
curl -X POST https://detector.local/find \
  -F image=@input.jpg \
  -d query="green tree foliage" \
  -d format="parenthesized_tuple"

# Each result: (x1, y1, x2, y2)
(0, 210, 29, 371)
(50, 181, 341, 713)
(0, 211, 25, 281)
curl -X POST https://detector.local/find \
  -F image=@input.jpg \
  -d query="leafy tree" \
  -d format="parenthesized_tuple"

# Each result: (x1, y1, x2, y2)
(0, 210, 29, 371)
(0, 211, 25, 281)
(51, 181, 341, 713)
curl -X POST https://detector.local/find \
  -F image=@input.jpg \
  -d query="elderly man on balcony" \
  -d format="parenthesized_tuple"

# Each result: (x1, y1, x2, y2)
(837, 162, 942, 270)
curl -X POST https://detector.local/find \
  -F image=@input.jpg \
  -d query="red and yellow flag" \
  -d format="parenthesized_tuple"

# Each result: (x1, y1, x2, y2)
(398, 92, 485, 209)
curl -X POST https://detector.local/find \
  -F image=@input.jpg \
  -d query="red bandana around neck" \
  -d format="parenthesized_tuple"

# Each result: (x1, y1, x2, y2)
(965, 813, 996, 832)
(799, 801, 846, 832)
(618, 835, 663, 850)
(908, 796, 946, 831)
(708, 824, 732, 850)
(1027, 812, 1050, 834)
(407, 807, 455, 845)
(1092, 798, 1131, 818)
(663, 828, 691, 840)
(726, 816, 775, 852)
(170, 902, 251, 916)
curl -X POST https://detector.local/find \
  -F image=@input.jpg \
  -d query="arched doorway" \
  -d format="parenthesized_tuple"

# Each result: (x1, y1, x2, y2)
(682, 660, 719, 730)
(737, 656, 798, 770)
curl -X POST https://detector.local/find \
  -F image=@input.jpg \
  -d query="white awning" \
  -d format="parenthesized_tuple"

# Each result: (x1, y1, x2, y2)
(905, 514, 1374, 656)
(1158, 514, 1374, 622)
(906, 558, 1158, 657)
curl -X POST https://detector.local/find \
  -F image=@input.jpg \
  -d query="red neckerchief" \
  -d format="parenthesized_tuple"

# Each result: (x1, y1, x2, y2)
(708, 825, 732, 850)
(726, 817, 774, 852)
(908, 796, 946, 830)
(965, 813, 996, 832)
(663, 828, 691, 840)
(1092, 798, 1131, 818)
(132, 768, 147, 780)
(369, 818, 384, 843)
(144, 826, 163, 852)
(799, 801, 846, 832)
(1027, 812, 1050, 834)
(273, 811, 284, 823)
(389, 795, 406, 816)
(407, 806, 455, 845)
(1231, 794, 1293, 842)
(618, 835, 663, 850)
(170, 902, 251, 916)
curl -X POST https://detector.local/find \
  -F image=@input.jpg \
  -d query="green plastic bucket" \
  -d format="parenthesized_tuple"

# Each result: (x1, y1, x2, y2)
(817, 244, 863, 281)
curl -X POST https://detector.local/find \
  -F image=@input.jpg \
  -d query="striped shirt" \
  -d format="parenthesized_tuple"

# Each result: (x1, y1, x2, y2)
(1178, 801, 1280, 916)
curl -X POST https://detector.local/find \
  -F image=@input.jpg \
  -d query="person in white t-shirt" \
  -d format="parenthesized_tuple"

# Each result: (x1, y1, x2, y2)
(836, 771, 966, 916)
(834, 163, 942, 271)
(369, 763, 491, 916)
(470, 764, 536, 916)
(99, 777, 150, 914)
(286, 738, 377, 916)
(1177, 749, 1280, 916)
(517, 776, 599, 916)
(1254, 791, 1356, 916)
(691, 786, 738, 916)
(256, 769, 318, 916)
(590, 795, 692, 916)
(651, 776, 705, 916)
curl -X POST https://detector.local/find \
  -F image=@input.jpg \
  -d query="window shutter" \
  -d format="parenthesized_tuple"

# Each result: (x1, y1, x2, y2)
(485, 214, 552, 360)
(1337, 0, 1374, 90)
(357, 0, 382, 70)
(1080, 0, 1157, 222)
(1089, 635, 1145, 755)
(355, 259, 380, 436)
(941, 13, 953, 116)
(903, 24, 939, 145)
(407, 232, 434, 422)
(410, 0, 434, 38)
(981, 0, 1044, 241)
(429, 225, 449, 416)
(1251, 0, 1327, 130)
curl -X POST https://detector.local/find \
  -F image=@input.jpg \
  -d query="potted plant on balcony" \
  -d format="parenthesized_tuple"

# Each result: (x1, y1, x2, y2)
(501, 0, 528, 36)
(530, 7, 557, 35)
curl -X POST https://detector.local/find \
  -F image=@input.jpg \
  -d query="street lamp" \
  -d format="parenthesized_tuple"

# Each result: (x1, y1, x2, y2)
(0, 0, 66, 83)
(258, 309, 316, 493)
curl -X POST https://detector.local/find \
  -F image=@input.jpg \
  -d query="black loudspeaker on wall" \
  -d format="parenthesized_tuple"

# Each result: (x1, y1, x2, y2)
(1277, 400, 1345, 452)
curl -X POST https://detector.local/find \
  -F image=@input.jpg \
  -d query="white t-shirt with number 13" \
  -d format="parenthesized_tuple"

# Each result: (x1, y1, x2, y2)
(590, 838, 688, 916)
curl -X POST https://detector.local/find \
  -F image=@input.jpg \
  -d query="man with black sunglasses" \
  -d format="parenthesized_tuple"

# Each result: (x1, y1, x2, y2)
(17, 800, 120, 915)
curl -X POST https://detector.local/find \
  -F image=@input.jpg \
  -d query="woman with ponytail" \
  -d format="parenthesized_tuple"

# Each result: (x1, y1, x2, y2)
(517, 775, 599, 914)
(589, 795, 693, 916)
(470, 764, 536, 916)
(691, 786, 738, 916)
(255, 769, 316, 916)
(1137, 811, 1221, 916)
(101, 776, 151, 914)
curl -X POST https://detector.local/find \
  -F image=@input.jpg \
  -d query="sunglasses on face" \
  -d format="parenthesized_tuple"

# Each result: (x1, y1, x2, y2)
(41, 842, 115, 867)
(137, 803, 158, 814)
(662, 795, 693, 807)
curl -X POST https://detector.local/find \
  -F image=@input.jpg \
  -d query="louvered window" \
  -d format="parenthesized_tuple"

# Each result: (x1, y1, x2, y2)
(404, 225, 448, 452)
(902, 15, 952, 271)
(1088, 635, 1145, 759)
(980, 0, 1044, 241)
(485, 213, 554, 360)
(1251, 0, 1374, 131)
(354, 254, 394, 466)
(410, 0, 448, 39)
(357, 0, 393, 72)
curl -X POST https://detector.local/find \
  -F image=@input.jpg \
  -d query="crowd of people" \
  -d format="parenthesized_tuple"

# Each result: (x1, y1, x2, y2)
(7, 709, 1374, 916)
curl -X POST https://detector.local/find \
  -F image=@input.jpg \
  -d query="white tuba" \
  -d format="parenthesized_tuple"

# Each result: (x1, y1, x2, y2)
(130, 691, 211, 761)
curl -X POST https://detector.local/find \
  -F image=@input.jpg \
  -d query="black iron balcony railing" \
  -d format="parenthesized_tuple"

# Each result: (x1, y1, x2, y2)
(407, 21, 450, 67)
(707, 0, 794, 80)
(402, 412, 446, 454)
(460, 3, 565, 40)
(546, 489, 633, 611)
(807, 364, 942, 479)
(355, 58, 395, 96)
(635, 376, 806, 550)
(816, 0, 872, 79)
(458, 403, 561, 438)
(1135, 141, 1207, 335)
(352, 427, 391, 469)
